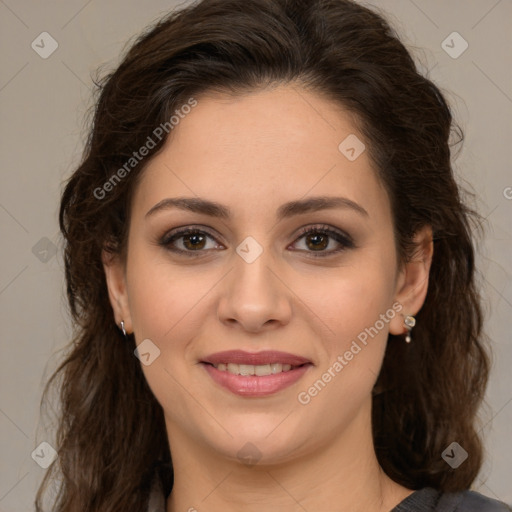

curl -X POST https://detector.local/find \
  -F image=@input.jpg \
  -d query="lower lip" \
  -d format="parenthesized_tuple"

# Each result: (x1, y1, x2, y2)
(202, 363, 312, 397)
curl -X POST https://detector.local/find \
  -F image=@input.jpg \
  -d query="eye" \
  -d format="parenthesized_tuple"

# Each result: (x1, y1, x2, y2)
(291, 224, 355, 257)
(159, 226, 222, 256)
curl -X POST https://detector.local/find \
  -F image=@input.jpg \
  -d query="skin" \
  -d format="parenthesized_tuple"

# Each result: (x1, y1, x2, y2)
(103, 83, 433, 512)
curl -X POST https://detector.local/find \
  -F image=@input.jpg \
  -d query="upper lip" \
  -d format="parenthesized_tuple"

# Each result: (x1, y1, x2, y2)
(201, 350, 312, 367)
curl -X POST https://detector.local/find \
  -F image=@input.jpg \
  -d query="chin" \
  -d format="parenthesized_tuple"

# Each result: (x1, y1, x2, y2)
(204, 425, 309, 467)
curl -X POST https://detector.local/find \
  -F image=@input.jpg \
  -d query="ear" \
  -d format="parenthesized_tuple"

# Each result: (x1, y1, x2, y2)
(389, 225, 434, 336)
(102, 249, 133, 334)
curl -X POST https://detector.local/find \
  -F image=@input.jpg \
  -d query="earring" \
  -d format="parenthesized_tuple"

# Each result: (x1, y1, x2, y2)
(404, 315, 416, 343)
(119, 320, 127, 338)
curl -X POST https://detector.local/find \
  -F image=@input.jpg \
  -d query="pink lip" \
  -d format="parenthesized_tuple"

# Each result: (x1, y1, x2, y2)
(201, 350, 311, 366)
(202, 363, 312, 397)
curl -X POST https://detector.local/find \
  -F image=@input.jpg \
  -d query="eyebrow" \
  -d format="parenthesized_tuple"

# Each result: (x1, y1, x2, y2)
(145, 195, 369, 220)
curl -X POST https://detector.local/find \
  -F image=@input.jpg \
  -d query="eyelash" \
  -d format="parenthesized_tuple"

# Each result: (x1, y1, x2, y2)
(158, 224, 355, 258)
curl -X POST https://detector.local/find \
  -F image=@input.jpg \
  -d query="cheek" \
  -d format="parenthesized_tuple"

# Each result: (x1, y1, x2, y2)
(299, 287, 391, 414)
(302, 263, 394, 348)
(126, 247, 203, 340)
(304, 266, 396, 407)
(126, 255, 206, 416)
(126, 253, 219, 398)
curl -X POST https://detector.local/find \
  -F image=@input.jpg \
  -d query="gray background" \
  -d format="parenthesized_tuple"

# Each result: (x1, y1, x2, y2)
(0, 0, 510, 510)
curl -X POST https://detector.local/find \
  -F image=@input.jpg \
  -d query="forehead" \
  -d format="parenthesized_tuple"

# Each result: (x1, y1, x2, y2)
(131, 84, 389, 223)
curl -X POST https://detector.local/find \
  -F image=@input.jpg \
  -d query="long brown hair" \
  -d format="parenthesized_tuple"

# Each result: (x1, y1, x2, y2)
(36, 0, 491, 510)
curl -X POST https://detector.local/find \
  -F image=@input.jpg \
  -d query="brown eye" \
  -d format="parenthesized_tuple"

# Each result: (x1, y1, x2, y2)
(160, 227, 221, 256)
(304, 232, 329, 250)
(292, 224, 355, 257)
(181, 232, 207, 250)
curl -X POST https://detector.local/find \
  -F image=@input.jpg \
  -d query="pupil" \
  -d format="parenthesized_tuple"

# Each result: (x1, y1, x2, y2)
(308, 234, 327, 250)
(185, 233, 204, 249)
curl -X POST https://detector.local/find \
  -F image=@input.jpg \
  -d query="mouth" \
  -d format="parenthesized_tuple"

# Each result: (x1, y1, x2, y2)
(200, 350, 313, 397)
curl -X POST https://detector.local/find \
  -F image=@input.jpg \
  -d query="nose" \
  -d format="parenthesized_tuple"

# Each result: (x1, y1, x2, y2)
(216, 248, 293, 333)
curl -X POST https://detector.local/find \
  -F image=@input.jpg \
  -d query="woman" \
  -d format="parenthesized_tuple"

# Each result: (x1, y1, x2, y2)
(35, 0, 510, 511)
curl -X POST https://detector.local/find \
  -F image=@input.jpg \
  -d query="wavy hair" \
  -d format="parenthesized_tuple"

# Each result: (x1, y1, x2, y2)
(36, 0, 491, 510)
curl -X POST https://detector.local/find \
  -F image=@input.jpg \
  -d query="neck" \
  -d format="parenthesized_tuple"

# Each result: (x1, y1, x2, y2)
(165, 401, 413, 512)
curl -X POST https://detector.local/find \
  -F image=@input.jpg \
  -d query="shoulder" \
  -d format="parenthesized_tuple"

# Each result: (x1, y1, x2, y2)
(437, 489, 511, 512)
(392, 487, 511, 512)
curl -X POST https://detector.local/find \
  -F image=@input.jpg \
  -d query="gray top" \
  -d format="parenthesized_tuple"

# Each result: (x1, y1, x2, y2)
(146, 471, 511, 512)
(390, 487, 511, 511)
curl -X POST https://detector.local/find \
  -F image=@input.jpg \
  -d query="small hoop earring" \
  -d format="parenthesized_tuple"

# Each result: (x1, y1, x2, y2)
(119, 320, 127, 338)
(404, 314, 416, 343)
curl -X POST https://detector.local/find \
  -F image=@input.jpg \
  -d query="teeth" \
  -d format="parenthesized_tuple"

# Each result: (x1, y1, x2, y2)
(213, 362, 294, 376)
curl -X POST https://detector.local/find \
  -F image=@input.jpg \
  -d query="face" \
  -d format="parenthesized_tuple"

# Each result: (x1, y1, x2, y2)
(104, 83, 432, 466)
